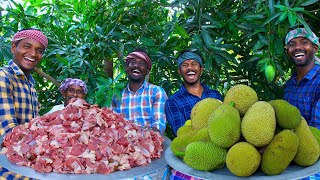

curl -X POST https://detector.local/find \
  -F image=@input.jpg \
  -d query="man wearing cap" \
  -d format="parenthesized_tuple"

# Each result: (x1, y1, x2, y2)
(112, 48, 168, 179)
(0, 28, 48, 135)
(165, 50, 223, 136)
(47, 78, 88, 114)
(284, 28, 320, 128)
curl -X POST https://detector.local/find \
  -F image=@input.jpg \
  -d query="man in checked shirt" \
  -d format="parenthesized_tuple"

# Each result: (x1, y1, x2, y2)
(0, 28, 48, 135)
(284, 28, 319, 129)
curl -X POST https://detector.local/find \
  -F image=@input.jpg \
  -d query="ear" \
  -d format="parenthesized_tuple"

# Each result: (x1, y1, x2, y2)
(11, 43, 16, 54)
(178, 68, 181, 75)
(61, 90, 67, 97)
(313, 45, 319, 53)
(200, 66, 204, 75)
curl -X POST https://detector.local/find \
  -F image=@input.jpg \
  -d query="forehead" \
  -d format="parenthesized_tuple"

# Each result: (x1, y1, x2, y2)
(288, 37, 311, 43)
(67, 85, 84, 90)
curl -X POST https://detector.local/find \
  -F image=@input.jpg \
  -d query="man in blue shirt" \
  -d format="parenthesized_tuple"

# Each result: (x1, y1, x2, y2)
(284, 28, 320, 129)
(165, 50, 222, 136)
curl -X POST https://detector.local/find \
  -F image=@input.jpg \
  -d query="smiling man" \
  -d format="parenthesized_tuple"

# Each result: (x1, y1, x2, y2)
(112, 48, 168, 179)
(0, 28, 48, 135)
(165, 50, 222, 137)
(284, 28, 320, 128)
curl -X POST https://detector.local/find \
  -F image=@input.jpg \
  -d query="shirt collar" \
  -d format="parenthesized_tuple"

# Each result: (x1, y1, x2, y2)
(8, 60, 36, 85)
(292, 64, 320, 81)
(180, 83, 209, 95)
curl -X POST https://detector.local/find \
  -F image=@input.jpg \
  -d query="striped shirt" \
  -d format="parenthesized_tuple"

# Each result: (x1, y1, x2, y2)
(165, 84, 222, 136)
(284, 64, 320, 128)
(112, 80, 167, 134)
(0, 60, 39, 135)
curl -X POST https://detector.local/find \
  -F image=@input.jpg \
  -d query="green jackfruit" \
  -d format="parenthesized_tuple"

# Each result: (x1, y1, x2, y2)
(191, 98, 222, 130)
(294, 118, 320, 166)
(171, 133, 196, 157)
(177, 125, 193, 137)
(208, 104, 241, 148)
(226, 142, 261, 177)
(269, 99, 301, 129)
(241, 101, 276, 147)
(261, 129, 299, 175)
(183, 142, 227, 171)
(223, 84, 258, 116)
(191, 127, 210, 142)
(309, 126, 320, 147)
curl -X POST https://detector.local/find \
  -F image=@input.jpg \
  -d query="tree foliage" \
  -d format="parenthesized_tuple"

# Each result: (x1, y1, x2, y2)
(0, 0, 319, 137)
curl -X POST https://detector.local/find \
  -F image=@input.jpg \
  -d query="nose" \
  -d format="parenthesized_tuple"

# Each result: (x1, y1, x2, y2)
(28, 48, 36, 56)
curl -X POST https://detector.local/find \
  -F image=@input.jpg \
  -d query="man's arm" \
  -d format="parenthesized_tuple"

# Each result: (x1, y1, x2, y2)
(0, 71, 18, 135)
(151, 88, 167, 134)
(165, 99, 186, 136)
(311, 98, 320, 129)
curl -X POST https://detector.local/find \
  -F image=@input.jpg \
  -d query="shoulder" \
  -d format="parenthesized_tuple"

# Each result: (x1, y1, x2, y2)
(147, 83, 166, 93)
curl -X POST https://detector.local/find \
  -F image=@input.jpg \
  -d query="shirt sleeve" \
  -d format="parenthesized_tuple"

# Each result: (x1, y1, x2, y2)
(151, 88, 167, 134)
(311, 98, 320, 129)
(0, 71, 18, 135)
(165, 99, 185, 136)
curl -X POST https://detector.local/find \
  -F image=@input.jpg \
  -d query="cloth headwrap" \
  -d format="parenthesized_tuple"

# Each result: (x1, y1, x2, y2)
(125, 51, 152, 69)
(177, 51, 203, 67)
(59, 78, 88, 94)
(285, 28, 319, 47)
(12, 29, 48, 49)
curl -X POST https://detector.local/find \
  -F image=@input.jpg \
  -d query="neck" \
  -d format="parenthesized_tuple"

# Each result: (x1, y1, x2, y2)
(129, 80, 144, 93)
(295, 62, 315, 82)
(184, 82, 203, 98)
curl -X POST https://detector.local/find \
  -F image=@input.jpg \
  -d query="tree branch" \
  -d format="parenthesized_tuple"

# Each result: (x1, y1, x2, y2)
(33, 67, 61, 87)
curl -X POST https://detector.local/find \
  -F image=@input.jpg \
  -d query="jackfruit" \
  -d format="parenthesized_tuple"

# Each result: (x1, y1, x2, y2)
(294, 118, 320, 166)
(177, 125, 193, 137)
(183, 141, 227, 171)
(208, 104, 241, 148)
(261, 129, 299, 175)
(241, 101, 276, 147)
(223, 84, 258, 116)
(309, 126, 320, 147)
(226, 142, 261, 177)
(171, 133, 195, 158)
(191, 127, 210, 142)
(191, 98, 222, 130)
(269, 99, 301, 129)
(185, 119, 192, 126)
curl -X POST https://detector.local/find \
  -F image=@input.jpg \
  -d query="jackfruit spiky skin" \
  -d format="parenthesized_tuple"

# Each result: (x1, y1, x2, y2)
(241, 101, 276, 147)
(208, 104, 241, 148)
(191, 127, 210, 142)
(261, 129, 299, 175)
(191, 98, 222, 130)
(171, 133, 196, 157)
(223, 84, 258, 116)
(309, 126, 320, 148)
(183, 142, 227, 171)
(269, 99, 301, 129)
(226, 142, 261, 177)
(177, 125, 193, 137)
(294, 118, 320, 166)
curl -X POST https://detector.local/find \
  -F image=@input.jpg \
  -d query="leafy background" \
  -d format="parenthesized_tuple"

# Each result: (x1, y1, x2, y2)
(0, 0, 319, 138)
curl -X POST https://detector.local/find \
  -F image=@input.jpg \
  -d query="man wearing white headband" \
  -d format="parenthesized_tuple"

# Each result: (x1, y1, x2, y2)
(0, 28, 48, 135)
(47, 78, 87, 114)
(284, 28, 319, 128)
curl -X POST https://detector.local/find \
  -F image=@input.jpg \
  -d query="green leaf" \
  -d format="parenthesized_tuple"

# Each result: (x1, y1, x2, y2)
(274, 5, 287, 11)
(174, 24, 189, 38)
(290, 7, 304, 12)
(288, 11, 297, 27)
(301, 0, 319, 6)
(201, 30, 214, 47)
(278, 11, 288, 22)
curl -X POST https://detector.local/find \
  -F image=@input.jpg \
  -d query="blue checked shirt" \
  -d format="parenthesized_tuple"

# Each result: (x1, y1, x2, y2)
(0, 60, 39, 135)
(284, 64, 320, 128)
(112, 80, 167, 134)
(165, 84, 222, 136)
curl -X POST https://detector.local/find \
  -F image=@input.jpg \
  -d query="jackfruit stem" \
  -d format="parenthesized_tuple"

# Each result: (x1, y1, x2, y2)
(174, 151, 185, 158)
(229, 101, 235, 107)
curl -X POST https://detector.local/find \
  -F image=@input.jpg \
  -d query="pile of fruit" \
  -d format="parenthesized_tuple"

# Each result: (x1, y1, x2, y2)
(171, 84, 320, 177)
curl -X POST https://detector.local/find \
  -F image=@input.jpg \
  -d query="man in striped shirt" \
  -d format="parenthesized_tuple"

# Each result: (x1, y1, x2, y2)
(284, 28, 320, 128)
(0, 28, 48, 135)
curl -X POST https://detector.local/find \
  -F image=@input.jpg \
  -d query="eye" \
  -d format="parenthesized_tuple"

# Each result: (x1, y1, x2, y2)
(36, 49, 44, 55)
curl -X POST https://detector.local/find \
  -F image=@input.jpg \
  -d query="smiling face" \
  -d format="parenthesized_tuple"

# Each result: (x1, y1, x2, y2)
(178, 59, 203, 85)
(61, 85, 86, 106)
(286, 37, 318, 67)
(11, 38, 45, 75)
(126, 57, 150, 83)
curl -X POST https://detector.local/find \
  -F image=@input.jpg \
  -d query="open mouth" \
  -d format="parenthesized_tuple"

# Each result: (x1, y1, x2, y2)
(132, 69, 141, 76)
(186, 71, 196, 79)
(24, 57, 36, 62)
